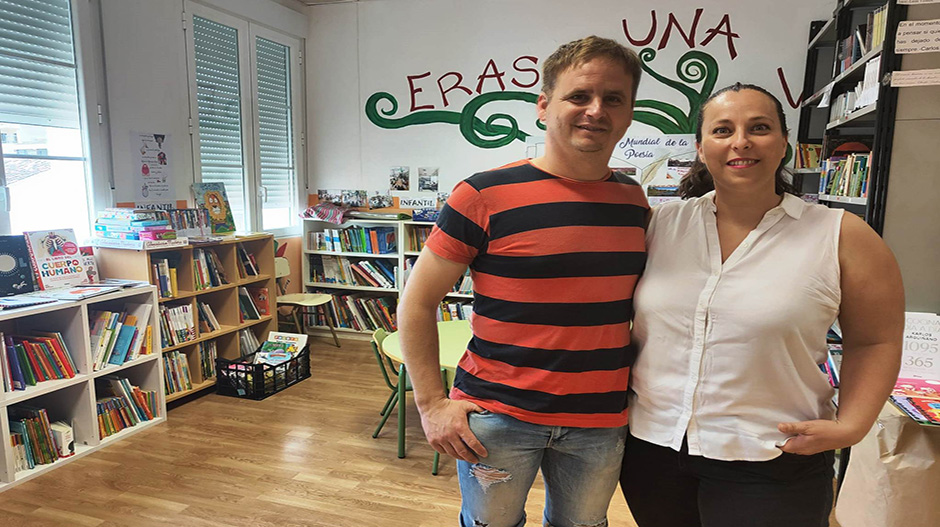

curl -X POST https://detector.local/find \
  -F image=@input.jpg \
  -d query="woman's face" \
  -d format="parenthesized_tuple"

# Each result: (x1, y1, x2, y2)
(695, 89, 788, 193)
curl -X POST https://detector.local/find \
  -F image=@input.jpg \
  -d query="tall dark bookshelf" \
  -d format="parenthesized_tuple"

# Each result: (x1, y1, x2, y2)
(797, 0, 907, 235)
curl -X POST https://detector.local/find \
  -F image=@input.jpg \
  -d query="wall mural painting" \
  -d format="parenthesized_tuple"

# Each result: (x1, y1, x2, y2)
(364, 9, 796, 166)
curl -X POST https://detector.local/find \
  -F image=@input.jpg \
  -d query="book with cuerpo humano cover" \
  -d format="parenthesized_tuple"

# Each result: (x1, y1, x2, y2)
(23, 229, 90, 290)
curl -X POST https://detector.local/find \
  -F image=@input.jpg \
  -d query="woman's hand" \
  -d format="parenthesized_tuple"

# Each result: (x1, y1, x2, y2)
(776, 419, 868, 455)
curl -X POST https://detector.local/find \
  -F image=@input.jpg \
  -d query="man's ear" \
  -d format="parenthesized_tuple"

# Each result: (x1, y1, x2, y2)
(536, 92, 548, 123)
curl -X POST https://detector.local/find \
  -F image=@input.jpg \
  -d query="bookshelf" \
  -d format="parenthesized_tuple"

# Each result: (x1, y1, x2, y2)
(0, 285, 164, 492)
(95, 234, 277, 402)
(796, 0, 906, 233)
(301, 219, 474, 337)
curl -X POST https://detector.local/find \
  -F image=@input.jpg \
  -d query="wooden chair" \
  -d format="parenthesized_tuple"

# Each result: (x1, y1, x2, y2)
(275, 256, 340, 347)
(371, 328, 444, 475)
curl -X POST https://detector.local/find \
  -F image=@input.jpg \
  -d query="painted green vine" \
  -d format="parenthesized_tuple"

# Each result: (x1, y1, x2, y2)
(365, 46, 791, 164)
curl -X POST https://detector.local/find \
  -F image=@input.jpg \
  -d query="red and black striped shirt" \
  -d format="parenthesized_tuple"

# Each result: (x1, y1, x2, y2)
(425, 160, 648, 427)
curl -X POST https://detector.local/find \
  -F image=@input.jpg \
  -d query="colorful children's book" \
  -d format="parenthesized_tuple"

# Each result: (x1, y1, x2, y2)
(193, 183, 236, 236)
(23, 229, 87, 290)
(0, 235, 36, 295)
(247, 287, 270, 316)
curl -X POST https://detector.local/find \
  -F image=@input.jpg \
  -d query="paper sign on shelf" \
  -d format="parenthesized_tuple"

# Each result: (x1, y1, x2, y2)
(891, 68, 940, 87)
(818, 82, 835, 108)
(895, 19, 940, 54)
(398, 197, 437, 209)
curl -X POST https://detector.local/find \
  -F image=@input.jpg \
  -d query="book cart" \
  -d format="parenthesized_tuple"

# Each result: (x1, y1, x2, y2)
(96, 234, 277, 402)
(0, 285, 164, 492)
(301, 219, 473, 338)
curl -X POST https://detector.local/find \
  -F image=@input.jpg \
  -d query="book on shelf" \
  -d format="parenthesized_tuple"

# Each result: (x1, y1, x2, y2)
(2, 332, 77, 391)
(246, 287, 270, 316)
(8, 405, 62, 468)
(165, 208, 211, 238)
(199, 340, 217, 378)
(238, 328, 261, 357)
(0, 234, 37, 295)
(0, 295, 56, 310)
(196, 301, 222, 333)
(193, 182, 237, 236)
(192, 248, 229, 290)
(91, 237, 189, 250)
(305, 292, 397, 332)
(163, 350, 193, 395)
(23, 229, 89, 290)
(237, 287, 262, 322)
(309, 254, 398, 289)
(42, 285, 122, 300)
(96, 376, 159, 438)
(151, 254, 181, 298)
(438, 300, 473, 322)
(409, 225, 433, 252)
(236, 244, 259, 277)
(158, 304, 197, 348)
(795, 143, 823, 170)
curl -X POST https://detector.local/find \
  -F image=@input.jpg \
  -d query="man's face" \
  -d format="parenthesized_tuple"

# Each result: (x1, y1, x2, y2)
(537, 57, 634, 158)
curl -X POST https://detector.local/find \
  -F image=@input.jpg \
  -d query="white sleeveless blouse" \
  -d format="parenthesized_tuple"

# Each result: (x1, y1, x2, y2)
(628, 191, 844, 461)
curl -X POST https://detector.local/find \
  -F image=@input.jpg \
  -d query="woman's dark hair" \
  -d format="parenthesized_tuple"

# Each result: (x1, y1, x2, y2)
(678, 82, 799, 198)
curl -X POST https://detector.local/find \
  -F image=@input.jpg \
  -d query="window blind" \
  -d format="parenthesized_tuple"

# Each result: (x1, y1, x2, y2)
(255, 36, 294, 224)
(192, 15, 246, 228)
(0, 0, 80, 128)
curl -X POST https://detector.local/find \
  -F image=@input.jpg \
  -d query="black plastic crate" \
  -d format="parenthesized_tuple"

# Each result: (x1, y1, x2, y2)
(215, 345, 310, 400)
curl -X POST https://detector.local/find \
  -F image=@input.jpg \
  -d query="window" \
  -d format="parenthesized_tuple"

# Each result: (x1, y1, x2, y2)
(186, 3, 304, 235)
(0, 0, 97, 240)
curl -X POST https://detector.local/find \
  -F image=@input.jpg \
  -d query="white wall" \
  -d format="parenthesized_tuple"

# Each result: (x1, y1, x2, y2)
(882, 2, 940, 313)
(100, 0, 308, 204)
(305, 0, 833, 198)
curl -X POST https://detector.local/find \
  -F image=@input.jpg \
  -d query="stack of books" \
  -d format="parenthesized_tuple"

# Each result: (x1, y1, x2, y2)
(163, 350, 192, 395)
(89, 303, 154, 371)
(92, 209, 187, 250)
(9, 406, 73, 470)
(1, 332, 76, 391)
(192, 248, 229, 290)
(95, 375, 158, 438)
(158, 304, 196, 348)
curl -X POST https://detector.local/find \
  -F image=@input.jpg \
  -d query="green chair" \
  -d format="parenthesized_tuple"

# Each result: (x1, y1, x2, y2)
(371, 329, 445, 475)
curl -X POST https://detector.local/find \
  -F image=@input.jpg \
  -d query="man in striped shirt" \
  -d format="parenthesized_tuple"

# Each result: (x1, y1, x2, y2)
(398, 35, 648, 527)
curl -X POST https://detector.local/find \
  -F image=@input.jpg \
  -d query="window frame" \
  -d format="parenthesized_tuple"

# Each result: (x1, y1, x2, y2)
(183, 1, 306, 237)
(0, 0, 112, 239)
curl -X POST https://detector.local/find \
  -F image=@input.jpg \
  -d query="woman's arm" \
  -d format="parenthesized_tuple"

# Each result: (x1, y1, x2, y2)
(778, 213, 904, 455)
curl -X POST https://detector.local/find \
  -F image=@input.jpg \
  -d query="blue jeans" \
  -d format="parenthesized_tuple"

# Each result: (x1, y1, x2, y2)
(458, 411, 627, 527)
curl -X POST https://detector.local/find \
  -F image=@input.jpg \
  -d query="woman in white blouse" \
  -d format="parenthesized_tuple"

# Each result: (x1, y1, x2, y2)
(620, 83, 904, 527)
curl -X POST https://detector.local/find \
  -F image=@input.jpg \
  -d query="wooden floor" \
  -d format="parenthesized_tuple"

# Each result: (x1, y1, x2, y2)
(0, 337, 840, 526)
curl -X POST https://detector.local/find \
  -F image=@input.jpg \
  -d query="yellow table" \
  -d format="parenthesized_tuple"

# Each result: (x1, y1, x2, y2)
(381, 319, 471, 468)
(383, 319, 471, 388)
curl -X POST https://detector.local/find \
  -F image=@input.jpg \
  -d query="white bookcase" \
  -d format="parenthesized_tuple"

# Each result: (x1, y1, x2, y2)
(301, 218, 473, 336)
(0, 285, 164, 492)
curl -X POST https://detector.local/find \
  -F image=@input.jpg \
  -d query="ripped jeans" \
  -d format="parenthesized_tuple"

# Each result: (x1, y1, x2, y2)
(458, 411, 627, 527)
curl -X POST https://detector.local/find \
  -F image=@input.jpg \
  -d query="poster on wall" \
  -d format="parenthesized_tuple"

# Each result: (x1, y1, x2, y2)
(131, 132, 173, 202)
(417, 167, 439, 192)
(612, 134, 697, 205)
(389, 166, 410, 191)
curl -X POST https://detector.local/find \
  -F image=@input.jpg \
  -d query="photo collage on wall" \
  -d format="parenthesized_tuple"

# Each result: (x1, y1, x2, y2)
(316, 165, 449, 211)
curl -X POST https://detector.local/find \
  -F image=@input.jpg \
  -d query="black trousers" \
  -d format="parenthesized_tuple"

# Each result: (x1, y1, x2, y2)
(620, 433, 834, 527)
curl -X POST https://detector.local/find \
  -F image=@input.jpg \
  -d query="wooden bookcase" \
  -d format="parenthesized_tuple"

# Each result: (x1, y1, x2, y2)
(0, 285, 164, 492)
(301, 219, 473, 337)
(96, 234, 277, 402)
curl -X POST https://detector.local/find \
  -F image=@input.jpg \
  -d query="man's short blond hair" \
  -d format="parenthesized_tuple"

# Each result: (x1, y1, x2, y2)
(542, 35, 642, 103)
